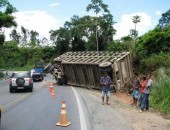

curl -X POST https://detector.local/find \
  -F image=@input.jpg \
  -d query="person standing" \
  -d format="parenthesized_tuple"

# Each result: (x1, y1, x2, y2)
(138, 76, 147, 107)
(5, 70, 8, 79)
(130, 73, 140, 106)
(56, 68, 62, 85)
(140, 74, 153, 112)
(100, 72, 112, 105)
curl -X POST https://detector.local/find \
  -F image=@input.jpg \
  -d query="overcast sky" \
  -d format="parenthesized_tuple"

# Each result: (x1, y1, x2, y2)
(5, 0, 170, 41)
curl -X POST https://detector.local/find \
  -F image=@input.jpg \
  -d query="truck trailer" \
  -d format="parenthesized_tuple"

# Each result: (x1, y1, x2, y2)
(45, 51, 133, 91)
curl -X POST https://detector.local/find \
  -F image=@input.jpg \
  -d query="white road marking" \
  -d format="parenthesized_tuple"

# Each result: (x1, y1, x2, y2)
(71, 87, 87, 130)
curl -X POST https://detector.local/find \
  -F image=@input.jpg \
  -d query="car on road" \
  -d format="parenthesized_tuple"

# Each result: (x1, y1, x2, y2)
(9, 72, 33, 93)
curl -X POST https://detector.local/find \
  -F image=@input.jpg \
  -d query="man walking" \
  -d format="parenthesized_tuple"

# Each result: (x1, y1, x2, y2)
(100, 72, 112, 105)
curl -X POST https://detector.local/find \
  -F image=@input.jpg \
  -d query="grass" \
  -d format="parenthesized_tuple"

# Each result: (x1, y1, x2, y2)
(150, 77, 170, 114)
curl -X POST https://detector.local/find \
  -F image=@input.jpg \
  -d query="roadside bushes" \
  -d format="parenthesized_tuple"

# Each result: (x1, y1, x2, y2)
(0, 71, 4, 79)
(139, 53, 170, 73)
(150, 76, 170, 114)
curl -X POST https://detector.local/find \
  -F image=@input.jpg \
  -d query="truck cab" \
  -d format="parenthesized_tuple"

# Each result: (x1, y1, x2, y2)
(31, 62, 45, 81)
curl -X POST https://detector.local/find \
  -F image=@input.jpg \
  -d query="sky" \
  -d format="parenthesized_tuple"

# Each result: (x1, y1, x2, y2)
(4, 0, 170, 41)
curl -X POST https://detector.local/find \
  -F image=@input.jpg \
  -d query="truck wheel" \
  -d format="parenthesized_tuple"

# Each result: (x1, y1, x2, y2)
(44, 63, 54, 73)
(99, 62, 112, 72)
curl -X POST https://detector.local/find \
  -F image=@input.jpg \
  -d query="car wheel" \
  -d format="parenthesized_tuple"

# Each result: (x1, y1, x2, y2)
(30, 89, 33, 92)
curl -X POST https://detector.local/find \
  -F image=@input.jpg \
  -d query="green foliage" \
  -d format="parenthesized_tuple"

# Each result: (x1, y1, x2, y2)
(140, 53, 170, 73)
(152, 67, 169, 80)
(49, 0, 116, 53)
(107, 41, 125, 51)
(157, 9, 170, 28)
(12, 65, 33, 71)
(0, 34, 5, 45)
(136, 25, 170, 59)
(86, 0, 110, 14)
(0, 41, 55, 70)
(0, 0, 17, 28)
(0, 71, 4, 79)
(150, 77, 170, 114)
(107, 39, 134, 52)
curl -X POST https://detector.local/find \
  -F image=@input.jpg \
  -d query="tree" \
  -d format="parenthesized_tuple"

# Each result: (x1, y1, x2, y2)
(157, 9, 170, 28)
(86, 0, 110, 51)
(21, 26, 29, 45)
(10, 29, 21, 44)
(50, 27, 70, 55)
(0, 0, 17, 45)
(132, 15, 141, 42)
(129, 29, 138, 38)
(135, 26, 170, 59)
(0, 0, 17, 28)
(29, 30, 39, 47)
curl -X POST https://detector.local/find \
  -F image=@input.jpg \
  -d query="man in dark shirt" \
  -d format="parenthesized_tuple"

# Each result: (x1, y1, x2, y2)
(100, 72, 112, 105)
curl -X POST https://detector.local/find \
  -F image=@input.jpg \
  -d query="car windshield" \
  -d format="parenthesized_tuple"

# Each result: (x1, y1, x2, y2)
(12, 72, 30, 78)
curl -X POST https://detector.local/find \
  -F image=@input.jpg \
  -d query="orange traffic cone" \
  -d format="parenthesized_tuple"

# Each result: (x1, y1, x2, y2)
(49, 83, 54, 92)
(51, 89, 56, 97)
(56, 101, 71, 127)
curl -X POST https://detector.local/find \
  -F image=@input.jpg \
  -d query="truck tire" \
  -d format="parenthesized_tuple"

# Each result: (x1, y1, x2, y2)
(44, 63, 54, 73)
(99, 62, 112, 72)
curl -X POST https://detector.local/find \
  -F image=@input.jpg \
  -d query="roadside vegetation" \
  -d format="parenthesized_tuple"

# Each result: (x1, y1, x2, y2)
(0, 71, 4, 79)
(151, 68, 170, 114)
(0, 0, 169, 114)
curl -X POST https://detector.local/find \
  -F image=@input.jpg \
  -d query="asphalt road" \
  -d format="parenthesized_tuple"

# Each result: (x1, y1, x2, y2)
(0, 74, 93, 130)
(0, 73, 133, 130)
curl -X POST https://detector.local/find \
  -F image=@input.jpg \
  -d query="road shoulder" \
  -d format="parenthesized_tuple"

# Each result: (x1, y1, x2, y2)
(76, 87, 133, 130)
(76, 87, 170, 130)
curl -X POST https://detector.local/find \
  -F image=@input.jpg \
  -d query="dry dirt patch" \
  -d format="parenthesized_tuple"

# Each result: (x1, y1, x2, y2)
(93, 90, 170, 130)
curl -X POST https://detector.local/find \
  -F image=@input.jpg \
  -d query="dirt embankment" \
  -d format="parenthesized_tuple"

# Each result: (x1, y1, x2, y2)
(93, 90, 170, 130)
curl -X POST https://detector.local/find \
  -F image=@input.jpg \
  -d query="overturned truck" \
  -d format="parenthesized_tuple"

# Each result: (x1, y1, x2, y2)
(45, 51, 133, 90)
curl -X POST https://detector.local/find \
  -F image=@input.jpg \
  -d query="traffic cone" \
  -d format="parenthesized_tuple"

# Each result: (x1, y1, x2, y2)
(51, 89, 56, 97)
(56, 101, 71, 127)
(49, 83, 54, 92)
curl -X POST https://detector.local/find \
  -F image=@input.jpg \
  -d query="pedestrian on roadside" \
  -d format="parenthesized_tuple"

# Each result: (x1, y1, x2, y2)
(138, 76, 147, 107)
(5, 70, 8, 79)
(100, 72, 112, 105)
(140, 74, 153, 112)
(130, 73, 140, 106)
